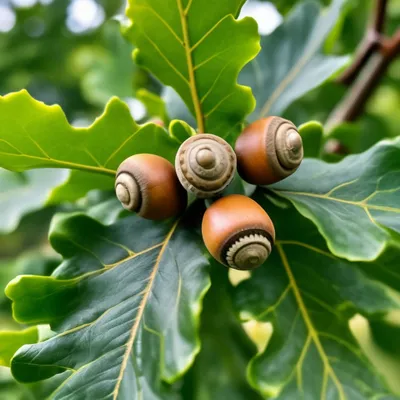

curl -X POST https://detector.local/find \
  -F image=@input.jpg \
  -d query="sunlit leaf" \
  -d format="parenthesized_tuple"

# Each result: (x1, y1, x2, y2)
(0, 327, 38, 367)
(0, 91, 179, 203)
(298, 121, 323, 158)
(126, 0, 260, 136)
(136, 89, 169, 125)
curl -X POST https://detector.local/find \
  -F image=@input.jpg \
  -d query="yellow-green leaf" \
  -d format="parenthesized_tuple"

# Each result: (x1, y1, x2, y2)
(0, 91, 180, 203)
(0, 327, 38, 367)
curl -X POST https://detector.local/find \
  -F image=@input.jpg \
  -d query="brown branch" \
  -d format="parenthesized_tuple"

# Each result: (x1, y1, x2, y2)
(337, 31, 382, 85)
(326, 30, 400, 131)
(336, 0, 389, 85)
(326, 0, 399, 132)
(373, 0, 389, 33)
(381, 29, 400, 59)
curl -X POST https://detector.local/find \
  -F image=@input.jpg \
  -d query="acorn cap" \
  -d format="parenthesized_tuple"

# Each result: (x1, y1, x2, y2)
(175, 134, 237, 198)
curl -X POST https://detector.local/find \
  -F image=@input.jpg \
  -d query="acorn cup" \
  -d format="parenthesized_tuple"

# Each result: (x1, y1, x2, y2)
(175, 133, 237, 198)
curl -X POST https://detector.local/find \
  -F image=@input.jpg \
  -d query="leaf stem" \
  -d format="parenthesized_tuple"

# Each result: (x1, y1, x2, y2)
(177, 0, 205, 133)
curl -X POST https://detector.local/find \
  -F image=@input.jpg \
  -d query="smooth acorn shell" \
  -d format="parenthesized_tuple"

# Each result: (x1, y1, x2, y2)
(115, 154, 187, 220)
(235, 117, 303, 185)
(175, 133, 236, 198)
(202, 195, 275, 270)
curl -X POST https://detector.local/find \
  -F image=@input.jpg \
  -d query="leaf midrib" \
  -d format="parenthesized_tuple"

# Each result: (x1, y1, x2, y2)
(259, 3, 332, 117)
(112, 220, 179, 399)
(176, 0, 204, 132)
(0, 151, 116, 176)
(275, 190, 400, 214)
(276, 243, 346, 399)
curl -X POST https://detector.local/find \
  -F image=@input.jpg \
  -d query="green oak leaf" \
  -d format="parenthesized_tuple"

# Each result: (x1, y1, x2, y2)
(169, 120, 195, 143)
(0, 253, 59, 304)
(370, 313, 400, 356)
(6, 205, 210, 399)
(182, 268, 262, 400)
(136, 89, 169, 125)
(0, 168, 67, 233)
(298, 121, 323, 158)
(0, 327, 38, 367)
(126, 0, 260, 136)
(78, 191, 125, 226)
(270, 137, 400, 261)
(241, 0, 349, 119)
(234, 195, 399, 399)
(0, 91, 180, 204)
(47, 171, 115, 205)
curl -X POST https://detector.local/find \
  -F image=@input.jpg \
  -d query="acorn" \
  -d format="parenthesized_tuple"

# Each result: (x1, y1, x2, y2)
(175, 133, 236, 198)
(235, 117, 303, 185)
(115, 154, 187, 220)
(202, 195, 275, 270)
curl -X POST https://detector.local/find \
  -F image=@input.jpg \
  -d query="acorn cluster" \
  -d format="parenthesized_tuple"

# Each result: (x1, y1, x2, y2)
(115, 117, 304, 270)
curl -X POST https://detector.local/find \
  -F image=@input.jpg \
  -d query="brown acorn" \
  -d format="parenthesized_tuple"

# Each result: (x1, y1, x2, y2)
(235, 117, 303, 185)
(202, 195, 275, 270)
(115, 154, 187, 220)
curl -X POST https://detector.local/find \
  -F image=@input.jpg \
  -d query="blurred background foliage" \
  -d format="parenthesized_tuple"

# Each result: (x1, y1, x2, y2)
(0, 0, 399, 398)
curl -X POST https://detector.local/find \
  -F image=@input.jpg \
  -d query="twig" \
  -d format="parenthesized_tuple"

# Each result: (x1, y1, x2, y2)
(326, 0, 400, 132)
(336, 31, 382, 85)
(337, 0, 388, 85)
(373, 0, 388, 32)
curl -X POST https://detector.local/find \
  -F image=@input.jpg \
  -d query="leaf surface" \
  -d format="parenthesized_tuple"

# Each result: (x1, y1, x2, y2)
(0, 168, 67, 233)
(6, 205, 210, 399)
(0, 91, 179, 203)
(298, 121, 323, 158)
(126, 0, 260, 136)
(182, 268, 262, 400)
(0, 327, 38, 367)
(234, 195, 399, 399)
(271, 138, 400, 261)
(241, 0, 349, 118)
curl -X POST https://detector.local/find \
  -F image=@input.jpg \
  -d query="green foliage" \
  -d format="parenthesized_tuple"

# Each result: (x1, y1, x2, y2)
(0, 169, 67, 233)
(241, 0, 349, 119)
(0, 91, 179, 203)
(0, 0, 400, 399)
(0, 328, 38, 367)
(234, 196, 399, 398)
(6, 204, 210, 398)
(182, 268, 262, 400)
(271, 139, 400, 261)
(81, 21, 135, 107)
(298, 121, 323, 158)
(126, 0, 260, 136)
